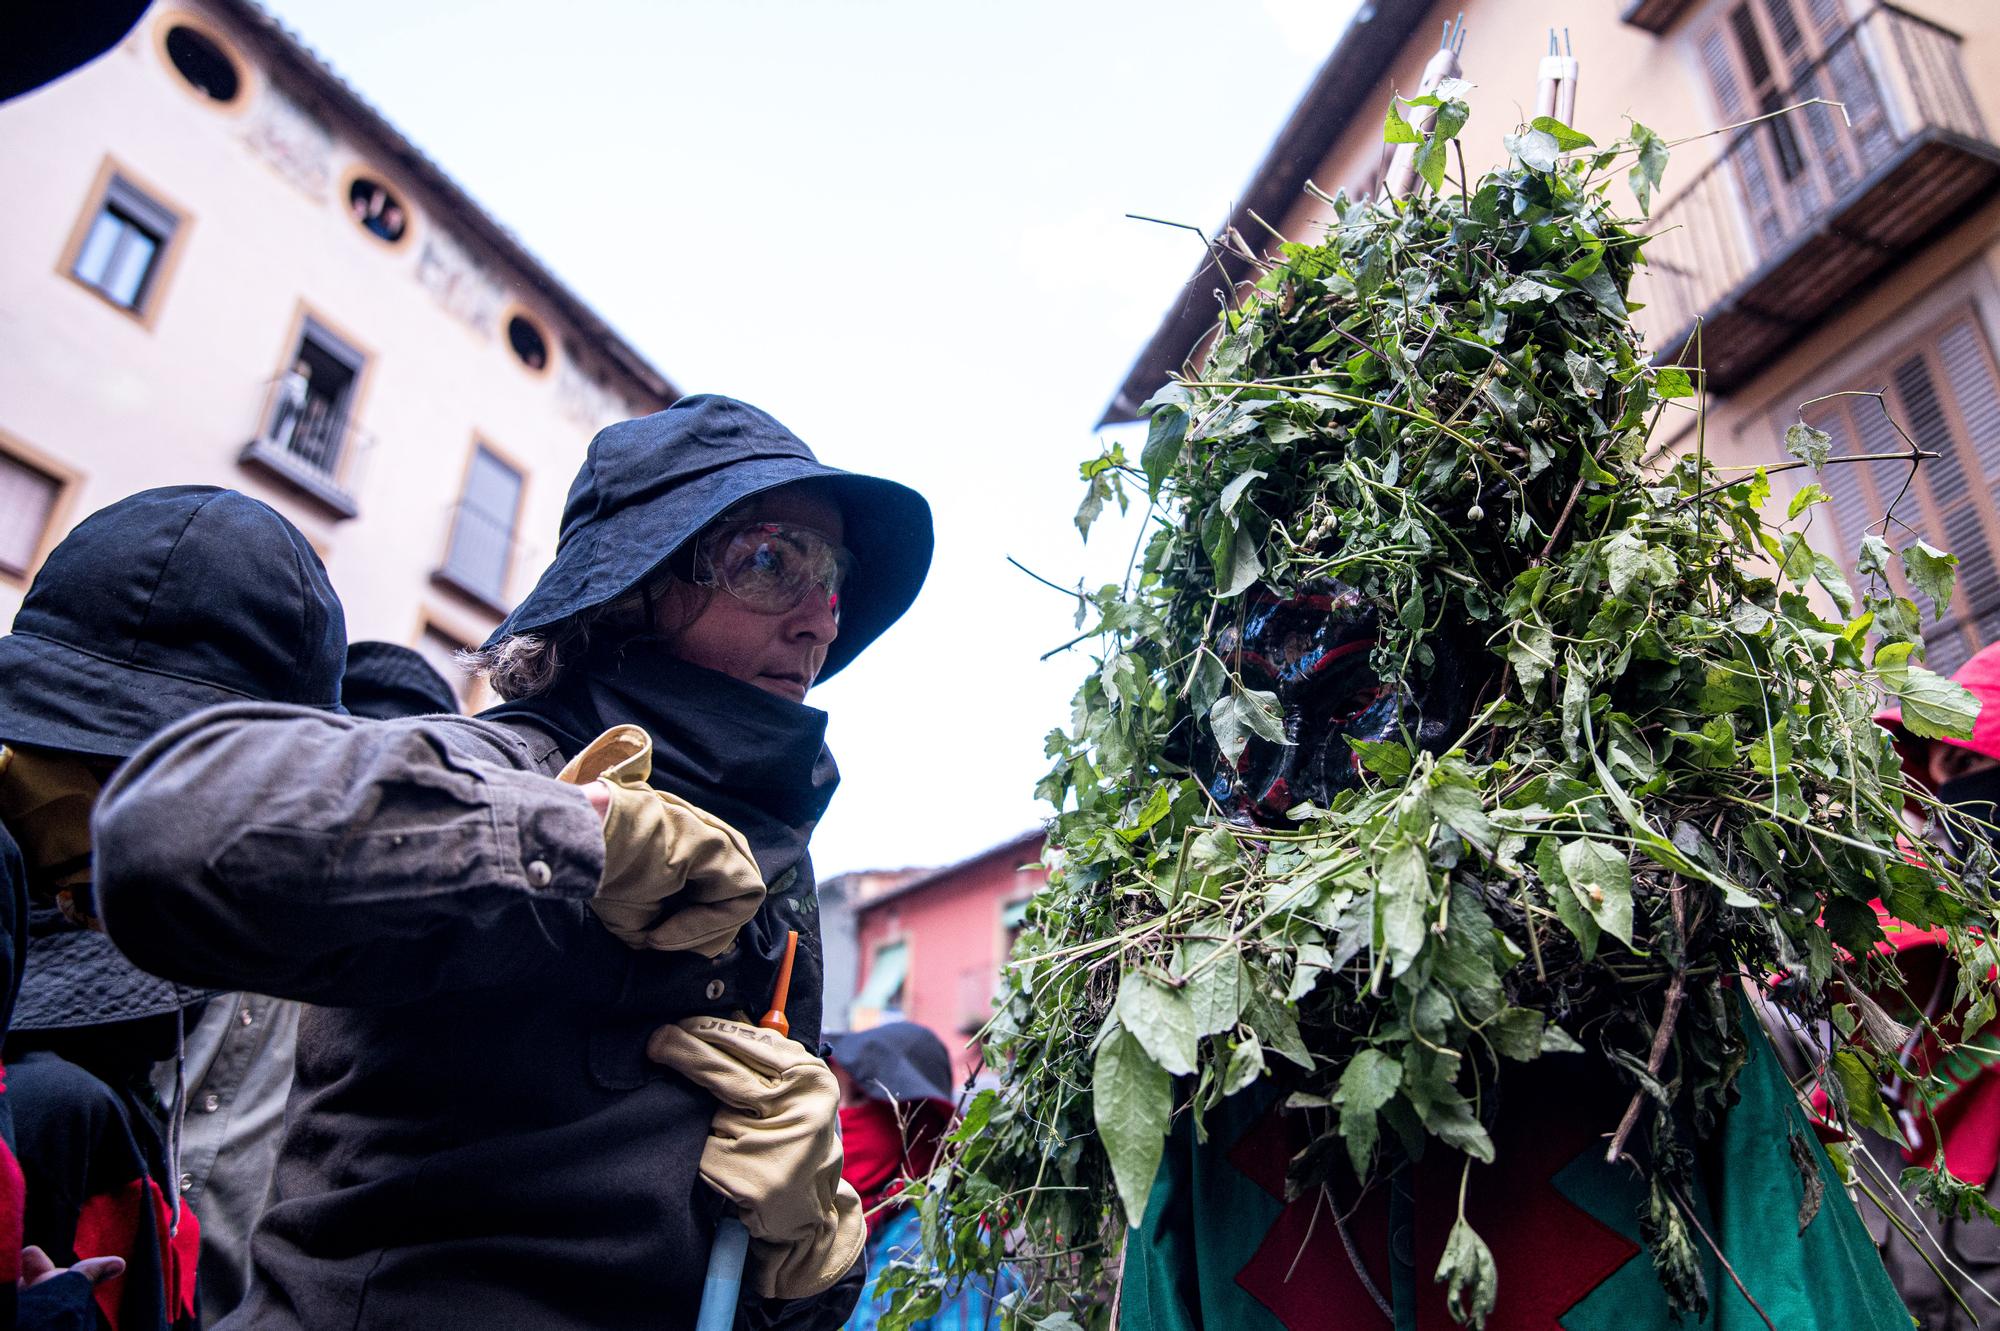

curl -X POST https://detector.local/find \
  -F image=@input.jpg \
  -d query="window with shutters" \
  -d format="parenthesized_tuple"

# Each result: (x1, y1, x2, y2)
(1690, 0, 1894, 259)
(1803, 307, 2000, 676)
(436, 442, 525, 610)
(65, 168, 186, 320)
(0, 442, 70, 584)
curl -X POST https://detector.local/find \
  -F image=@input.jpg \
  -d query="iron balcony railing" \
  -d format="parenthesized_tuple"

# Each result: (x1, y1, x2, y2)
(1637, 5, 1989, 369)
(238, 379, 371, 519)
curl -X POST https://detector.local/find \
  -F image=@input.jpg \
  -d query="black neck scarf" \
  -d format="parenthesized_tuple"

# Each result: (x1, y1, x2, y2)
(485, 642, 840, 885)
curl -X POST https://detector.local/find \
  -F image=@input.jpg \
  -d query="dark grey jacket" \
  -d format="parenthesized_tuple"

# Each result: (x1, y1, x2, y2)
(93, 703, 856, 1331)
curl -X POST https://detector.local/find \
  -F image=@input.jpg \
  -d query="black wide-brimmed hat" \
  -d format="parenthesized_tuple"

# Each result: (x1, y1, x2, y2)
(484, 395, 933, 683)
(0, 485, 347, 758)
(1, 487, 345, 1030)
(10, 904, 212, 1031)
(344, 640, 460, 720)
(827, 1022, 956, 1107)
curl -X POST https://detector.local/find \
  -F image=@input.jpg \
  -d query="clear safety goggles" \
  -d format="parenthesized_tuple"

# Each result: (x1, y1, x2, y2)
(694, 522, 854, 622)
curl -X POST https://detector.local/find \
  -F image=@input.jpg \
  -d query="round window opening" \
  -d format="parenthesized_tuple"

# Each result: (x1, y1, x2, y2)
(165, 26, 241, 102)
(507, 315, 550, 371)
(347, 177, 408, 244)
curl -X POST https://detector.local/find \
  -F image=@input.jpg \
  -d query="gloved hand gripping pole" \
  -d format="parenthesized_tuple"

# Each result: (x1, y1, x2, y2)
(694, 929, 801, 1331)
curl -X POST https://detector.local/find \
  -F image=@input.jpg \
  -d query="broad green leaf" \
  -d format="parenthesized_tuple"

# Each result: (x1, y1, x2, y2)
(1335, 1048, 1402, 1173)
(1787, 483, 1828, 519)
(1654, 366, 1694, 399)
(1530, 116, 1595, 150)
(1811, 553, 1856, 617)
(1505, 128, 1560, 172)
(1438, 1217, 1499, 1327)
(1486, 1007, 1545, 1061)
(1217, 530, 1264, 598)
(1384, 99, 1421, 144)
(1431, 779, 1497, 852)
(1559, 838, 1635, 946)
(1902, 540, 1958, 615)
(1141, 406, 1188, 499)
(1857, 533, 1892, 579)
(1350, 736, 1415, 780)
(1784, 421, 1833, 468)
(1376, 838, 1434, 974)
(1508, 622, 1556, 697)
(1219, 467, 1267, 517)
(1831, 1049, 1900, 1139)
(1748, 717, 1792, 777)
(1116, 972, 1197, 1075)
(1093, 1025, 1170, 1225)
(1222, 1034, 1265, 1096)
(1889, 665, 1979, 740)
(1628, 121, 1669, 214)
(1180, 938, 1247, 1037)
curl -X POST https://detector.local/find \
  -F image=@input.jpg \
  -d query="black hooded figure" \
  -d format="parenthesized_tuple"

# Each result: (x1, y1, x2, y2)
(340, 641, 460, 720)
(93, 396, 933, 1331)
(0, 486, 347, 1331)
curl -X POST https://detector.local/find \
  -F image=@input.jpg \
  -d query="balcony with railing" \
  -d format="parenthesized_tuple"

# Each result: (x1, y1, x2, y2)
(1638, 6, 2000, 393)
(238, 378, 368, 519)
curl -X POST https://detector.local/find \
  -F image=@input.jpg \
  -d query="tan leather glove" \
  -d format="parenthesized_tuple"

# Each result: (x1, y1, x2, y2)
(647, 1015, 865, 1300)
(557, 726, 765, 957)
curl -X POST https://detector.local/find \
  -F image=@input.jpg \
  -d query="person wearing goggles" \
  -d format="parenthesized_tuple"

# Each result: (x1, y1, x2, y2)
(92, 396, 933, 1331)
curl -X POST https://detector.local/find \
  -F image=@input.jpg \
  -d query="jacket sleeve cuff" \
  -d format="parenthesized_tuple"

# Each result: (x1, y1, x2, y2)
(503, 775, 606, 899)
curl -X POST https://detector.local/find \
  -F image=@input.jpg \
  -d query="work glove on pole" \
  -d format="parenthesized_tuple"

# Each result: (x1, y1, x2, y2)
(558, 725, 765, 957)
(648, 1016, 866, 1300)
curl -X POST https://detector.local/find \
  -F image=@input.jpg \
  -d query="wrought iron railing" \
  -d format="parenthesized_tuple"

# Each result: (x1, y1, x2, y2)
(1636, 5, 1986, 354)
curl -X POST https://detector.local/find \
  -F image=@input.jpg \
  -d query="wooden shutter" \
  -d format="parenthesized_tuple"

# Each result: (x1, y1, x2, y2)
(1693, 0, 1879, 255)
(1806, 308, 2000, 674)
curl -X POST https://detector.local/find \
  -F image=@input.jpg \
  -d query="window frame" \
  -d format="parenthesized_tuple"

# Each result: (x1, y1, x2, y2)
(151, 9, 256, 114)
(0, 433, 80, 590)
(58, 158, 191, 327)
(853, 936, 911, 1018)
(434, 437, 529, 614)
(500, 305, 557, 378)
(338, 163, 419, 251)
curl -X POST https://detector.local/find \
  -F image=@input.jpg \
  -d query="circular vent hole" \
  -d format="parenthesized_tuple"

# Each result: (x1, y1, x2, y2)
(166, 25, 241, 102)
(507, 315, 549, 371)
(347, 177, 408, 244)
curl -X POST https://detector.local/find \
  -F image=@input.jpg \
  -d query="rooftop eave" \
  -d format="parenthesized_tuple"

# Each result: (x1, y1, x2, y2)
(1619, 0, 1700, 36)
(211, 0, 679, 407)
(1098, 0, 1435, 428)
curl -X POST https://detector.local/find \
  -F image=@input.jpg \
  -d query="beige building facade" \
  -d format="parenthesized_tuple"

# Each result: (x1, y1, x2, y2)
(0, 0, 676, 699)
(1108, 0, 2000, 672)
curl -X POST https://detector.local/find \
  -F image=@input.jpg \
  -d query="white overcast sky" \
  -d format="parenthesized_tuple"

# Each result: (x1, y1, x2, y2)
(261, 0, 1365, 875)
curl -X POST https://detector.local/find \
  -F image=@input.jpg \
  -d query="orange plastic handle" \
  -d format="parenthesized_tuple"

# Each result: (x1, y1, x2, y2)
(759, 930, 799, 1037)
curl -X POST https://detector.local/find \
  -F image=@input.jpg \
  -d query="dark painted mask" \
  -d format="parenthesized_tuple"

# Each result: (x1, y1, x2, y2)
(1197, 578, 1487, 824)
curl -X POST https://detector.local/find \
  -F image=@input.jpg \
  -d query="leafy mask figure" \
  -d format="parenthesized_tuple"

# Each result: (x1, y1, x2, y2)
(1202, 580, 1488, 820)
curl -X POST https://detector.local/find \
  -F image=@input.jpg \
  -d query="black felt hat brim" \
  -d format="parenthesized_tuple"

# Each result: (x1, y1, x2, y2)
(0, 631, 278, 759)
(11, 912, 215, 1032)
(489, 456, 932, 684)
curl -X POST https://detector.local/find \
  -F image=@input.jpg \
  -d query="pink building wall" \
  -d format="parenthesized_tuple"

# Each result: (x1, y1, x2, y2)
(851, 830, 1044, 1084)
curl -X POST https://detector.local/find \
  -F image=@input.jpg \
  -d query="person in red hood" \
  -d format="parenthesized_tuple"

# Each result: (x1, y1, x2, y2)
(827, 1023, 1017, 1331)
(1871, 641, 2000, 1327)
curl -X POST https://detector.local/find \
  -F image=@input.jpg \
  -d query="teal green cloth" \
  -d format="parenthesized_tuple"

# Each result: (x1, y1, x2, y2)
(1122, 1004, 1913, 1329)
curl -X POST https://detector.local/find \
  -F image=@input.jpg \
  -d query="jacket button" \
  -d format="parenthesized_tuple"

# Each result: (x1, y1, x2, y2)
(239, 1006, 256, 1027)
(526, 859, 553, 888)
(201, 1093, 221, 1113)
(179, 1172, 194, 1192)
(704, 979, 726, 1001)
